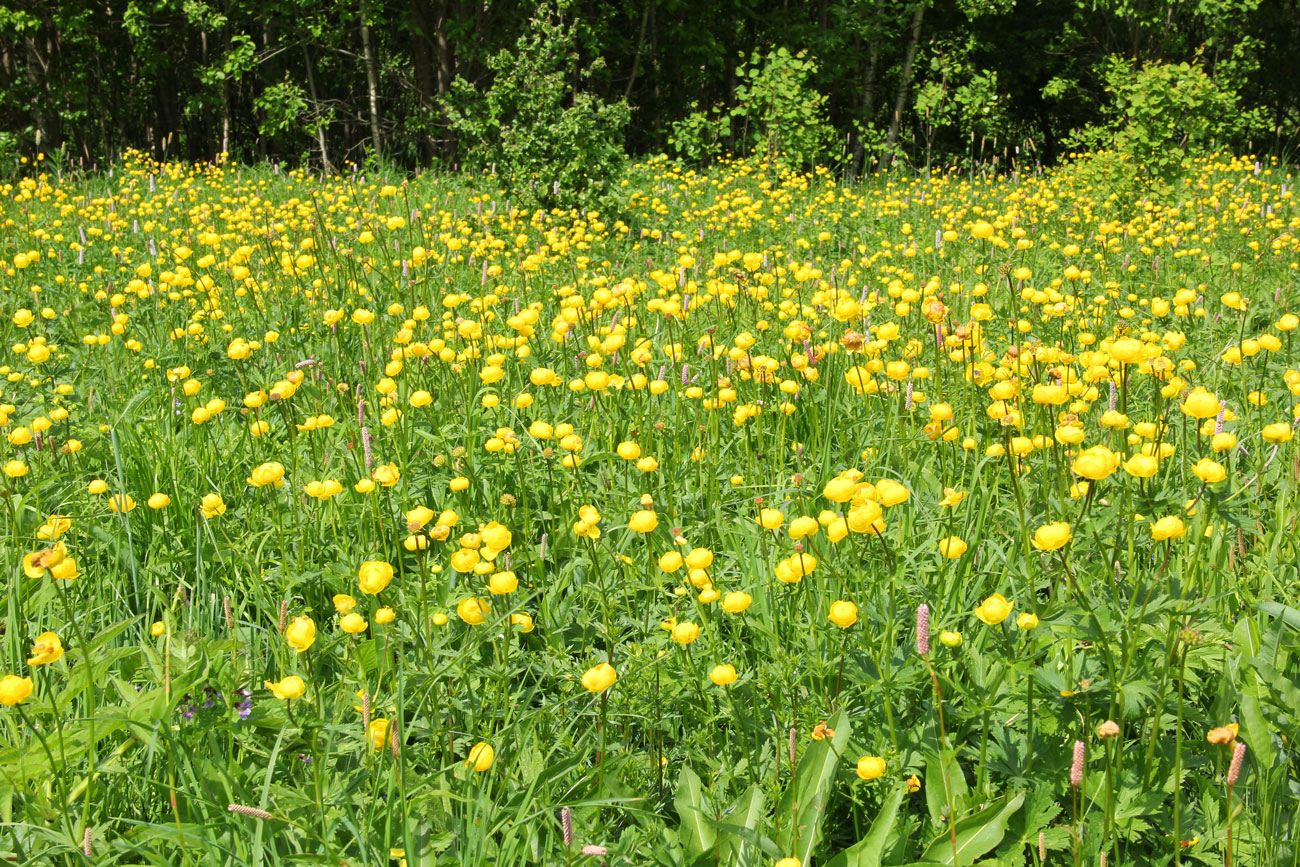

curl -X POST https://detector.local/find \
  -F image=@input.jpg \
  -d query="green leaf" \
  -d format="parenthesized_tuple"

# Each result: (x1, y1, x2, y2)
(919, 791, 1025, 866)
(775, 708, 851, 863)
(718, 784, 764, 866)
(824, 781, 905, 867)
(675, 765, 716, 859)
(925, 750, 970, 827)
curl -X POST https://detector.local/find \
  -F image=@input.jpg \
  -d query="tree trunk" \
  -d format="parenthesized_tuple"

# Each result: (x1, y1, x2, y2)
(360, 0, 383, 160)
(624, 1, 652, 101)
(885, 2, 925, 156)
(851, 45, 879, 175)
(303, 45, 333, 172)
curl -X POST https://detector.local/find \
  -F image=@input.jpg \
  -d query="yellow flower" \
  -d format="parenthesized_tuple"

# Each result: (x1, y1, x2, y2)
(510, 612, 534, 633)
(375, 607, 396, 624)
(368, 718, 390, 751)
(828, 600, 858, 628)
(822, 477, 858, 503)
(1262, 423, 1294, 444)
(1016, 613, 1040, 630)
(628, 509, 659, 533)
(200, 492, 227, 518)
(905, 775, 921, 793)
(266, 675, 305, 701)
(940, 630, 963, 647)
(340, 613, 368, 634)
(1151, 516, 1186, 541)
(49, 557, 80, 581)
(1180, 388, 1221, 419)
(1193, 458, 1228, 484)
(27, 631, 63, 665)
(938, 536, 968, 558)
(23, 543, 67, 578)
(150, 621, 166, 637)
(875, 479, 910, 506)
(672, 622, 701, 645)
(1073, 446, 1118, 481)
(974, 593, 1014, 626)
(1206, 724, 1239, 745)
(358, 561, 394, 595)
(481, 522, 512, 551)
(788, 515, 819, 540)
(939, 488, 967, 507)
(247, 461, 286, 487)
(285, 616, 316, 652)
(457, 597, 490, 625)
(1032, 522, 1072, 551)
(36, 515, 71, 541)
(721, 591, 752, 613)
(108, 494, 136, 513)
(0, 675, 34, 707)
(333, 594, 357, 614)
(581, 662, 617, 693)
(488, 571, 518, 595)
(856, 756, 886, 780)
(757, 508, 784, 529)
(466, 742, 495, 772)
(1122, 454, 1159, 479)
(372, 463, 401, 486)
(709, 664, 738, 685)
(147, 493, 172, 509)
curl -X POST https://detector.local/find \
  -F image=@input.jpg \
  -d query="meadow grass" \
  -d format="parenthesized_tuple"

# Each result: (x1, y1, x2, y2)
(0, 151, 1299, 865)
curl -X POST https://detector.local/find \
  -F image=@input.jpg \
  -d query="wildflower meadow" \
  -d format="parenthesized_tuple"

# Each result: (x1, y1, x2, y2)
(2, 150, 1300, 866)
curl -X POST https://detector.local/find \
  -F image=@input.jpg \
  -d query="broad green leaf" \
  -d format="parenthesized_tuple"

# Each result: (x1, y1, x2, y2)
(775, 708, 851, 863)
(824, 780, 906, 867)
(675, 765, 716, 859)
(919, 791, 1025, 866)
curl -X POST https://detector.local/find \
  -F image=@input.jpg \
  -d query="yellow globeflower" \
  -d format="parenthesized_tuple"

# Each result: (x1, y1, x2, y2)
(200, 492, 227, 518)
(285, 616, 317, 652)
(1262, 423, 1294, 444)
(788, 515, 819, 540)
(938, 536, 968, 559)
(721, 591, 752, 613)
(340, 613, 368, 634)
(709, 664, 738, 686)
(628, 510, 658, 533)
(1122, 454, 1159, 479)
(828, 600, 858, 628)
(671, 622, 701, 645)
(1032, 522, 1072, 552)
(266, 675, 306, 701)
(974, 594, 1014, 626)
(855, 756, 886, 780)
(457, 597, 490, 625)
(0, 675, 34, 707)
(1193, 458, 1228, 484)
(358, 561, 394, 595)
(1180, 388, 1221, 419)
(466, 742, 495, 772)
(581, 662, 617, 693)
(27, 632, 64, 665)
(247, 461, 286, 487)
(1151, 516, 1186, 541)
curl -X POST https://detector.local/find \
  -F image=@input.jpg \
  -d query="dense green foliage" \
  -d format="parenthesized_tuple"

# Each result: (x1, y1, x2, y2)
(2, 0, 1299, 176)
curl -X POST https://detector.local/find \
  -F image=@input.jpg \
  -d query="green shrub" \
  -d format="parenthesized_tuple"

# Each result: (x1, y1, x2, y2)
(442, 2, 630, 212)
